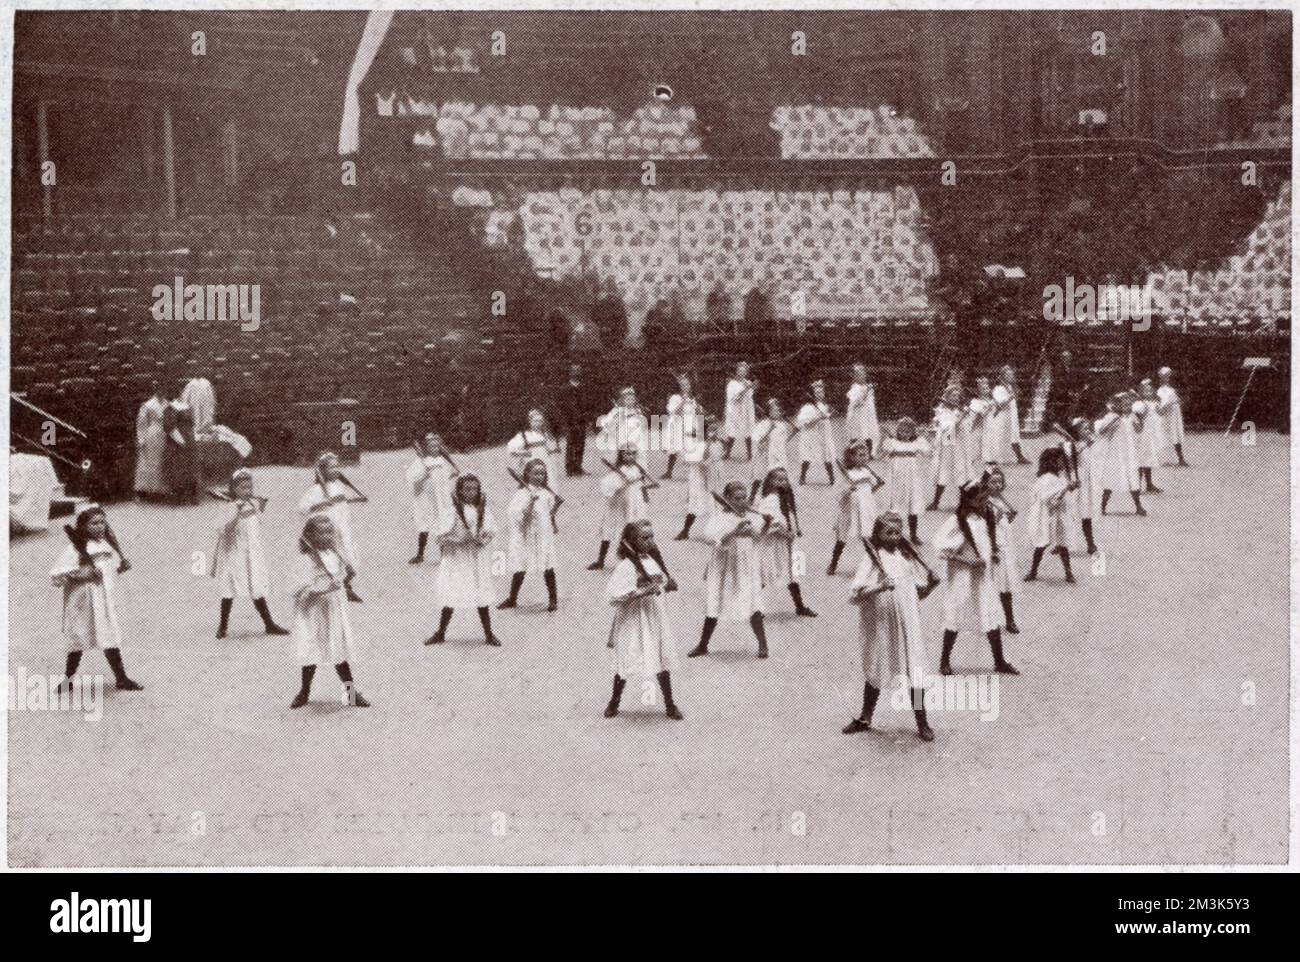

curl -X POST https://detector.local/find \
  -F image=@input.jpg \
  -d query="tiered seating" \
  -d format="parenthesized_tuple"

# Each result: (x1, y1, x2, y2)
(770, 105, 935, 159)
(1142, 180, 1290, 328)
(493, 186, 938, 322)
(377, 97, 707, 159)
(11, 212, 475, 455)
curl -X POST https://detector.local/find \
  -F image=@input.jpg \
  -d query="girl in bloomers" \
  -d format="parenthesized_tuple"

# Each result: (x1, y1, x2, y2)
(407, 432, 457, 565)
(675, 417, 721, 541)
(288, 515, 370, 708)
(51, 504, 143, 694)
(843, 512, 940, 741)
(883, 416, 931, 545)
(754, 468, 817, 617)
(933, 479, 1019, 677)
(602, 521, 683, 720)
(1023, 447, 1076, 584)
(499, 458, 560, 612)
(827, 442, 885, 576)
(298, 452, 365, 602)
(589, 444, 651, 570)
(211, 468, 289, 638)
(983, 467, 1021, 633)
(795, 379, 837, 485)
(425, 474, 502, 647)
(688, 481, 771, 660)
(929, 385, 970, 510)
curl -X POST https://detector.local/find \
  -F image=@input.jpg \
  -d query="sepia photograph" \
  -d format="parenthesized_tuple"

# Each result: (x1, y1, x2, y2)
(2, 1, 1293, 885)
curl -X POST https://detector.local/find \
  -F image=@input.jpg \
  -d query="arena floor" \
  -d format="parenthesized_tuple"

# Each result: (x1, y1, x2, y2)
(6, 429, 1289, 866)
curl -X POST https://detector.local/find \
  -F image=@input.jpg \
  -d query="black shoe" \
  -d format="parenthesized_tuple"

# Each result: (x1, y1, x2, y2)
(665, 704, 684, 721)
(1004, 621, 1020, 634)
(547, 601, 558, 612)
(756, 644, 769, 659)
(424, 631, 445, 646)
(484, 635, 502, 647)
(795, 606, 817, 617)
(264, 623, 290, 636)
(673, 531, 689, 541)
(603, 702, 619, 718)
(687, 643, 708, 658)
(497, 599, 516, 610)
(994, 661, 1020, 675)
(346, 588, 364, 603)
(290, 689, 309, 709)
(916, 721, 935, 741)
(115, 678, 144, 692)
(409, 556, 424, 565)
(586, 561, 604, 570)
(842, 717, 871, 734)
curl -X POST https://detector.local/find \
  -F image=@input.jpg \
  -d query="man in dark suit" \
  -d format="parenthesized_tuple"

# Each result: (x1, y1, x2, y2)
(556, 364, 591, 475)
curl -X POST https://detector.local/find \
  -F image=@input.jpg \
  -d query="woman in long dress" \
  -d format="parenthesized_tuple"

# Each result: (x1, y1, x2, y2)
(211, 468, 289, 638)
(933, 479, 1018, 676)
(162, 395, 199, 504)
(602, 520, 683, 720)
(842, 512, 939, 740)
(288, 515, 370, 709)
(424, 474, 501, 647)
(133, 385, 168, 499)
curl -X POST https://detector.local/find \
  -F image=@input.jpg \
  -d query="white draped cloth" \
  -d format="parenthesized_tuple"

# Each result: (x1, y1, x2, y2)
(9, 453, 59, 532)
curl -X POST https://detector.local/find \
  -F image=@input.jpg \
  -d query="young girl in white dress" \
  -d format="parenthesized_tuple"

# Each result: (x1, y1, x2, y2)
(750, 397, 795, 499)
(993, 365, 1032, 464)
(1095, 393, 1145, 516)
(661, 372, 703, 481)
(424, 474, 502, 647)
(826, 442, 885, 576)
(499, 458, 560, 612)
(602, 520, 683, 721)
(688, 481, 771, 660)
(1064, 417, 1102, 556)
(288, 514, 370, 709)
(843, 512, 940, 741)
(845, 363, 881, 458)
(675, 418, 721, 541)
(796, 379, 837, 485)
(1157, 366, 1189, 466)
(883, 416, 931, 545)
(507, 409, 564, 487)
(589, 444, 652, 570)
(407, 432, 457, 565)
(929, 386, 970, 510)
(933, 479, 1018, 677)
(211, 468, 289, 639)
(1023, 447, 1075, 584)
(298, 452, 365, 602)
(983, 467, 1021, 633)
(723, 362, 757, 461)
(51, 504, 142, 694)
(1136, 380, 1165, 493)
(755, 468, 817, 617)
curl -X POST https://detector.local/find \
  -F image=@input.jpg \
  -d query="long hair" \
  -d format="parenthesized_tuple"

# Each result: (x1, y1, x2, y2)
(1037, 447, 1066, 477)
(871, 512, 925, 564)
(617, 521, 652, 580)
(453, 473, 486, 535)
(955, 479, 996, 556)
(760, 469, 797, 524)
(522, 458, 548, 488)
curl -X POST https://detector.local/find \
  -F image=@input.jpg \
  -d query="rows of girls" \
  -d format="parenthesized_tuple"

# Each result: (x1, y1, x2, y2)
(51, 361, 1188, 740)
